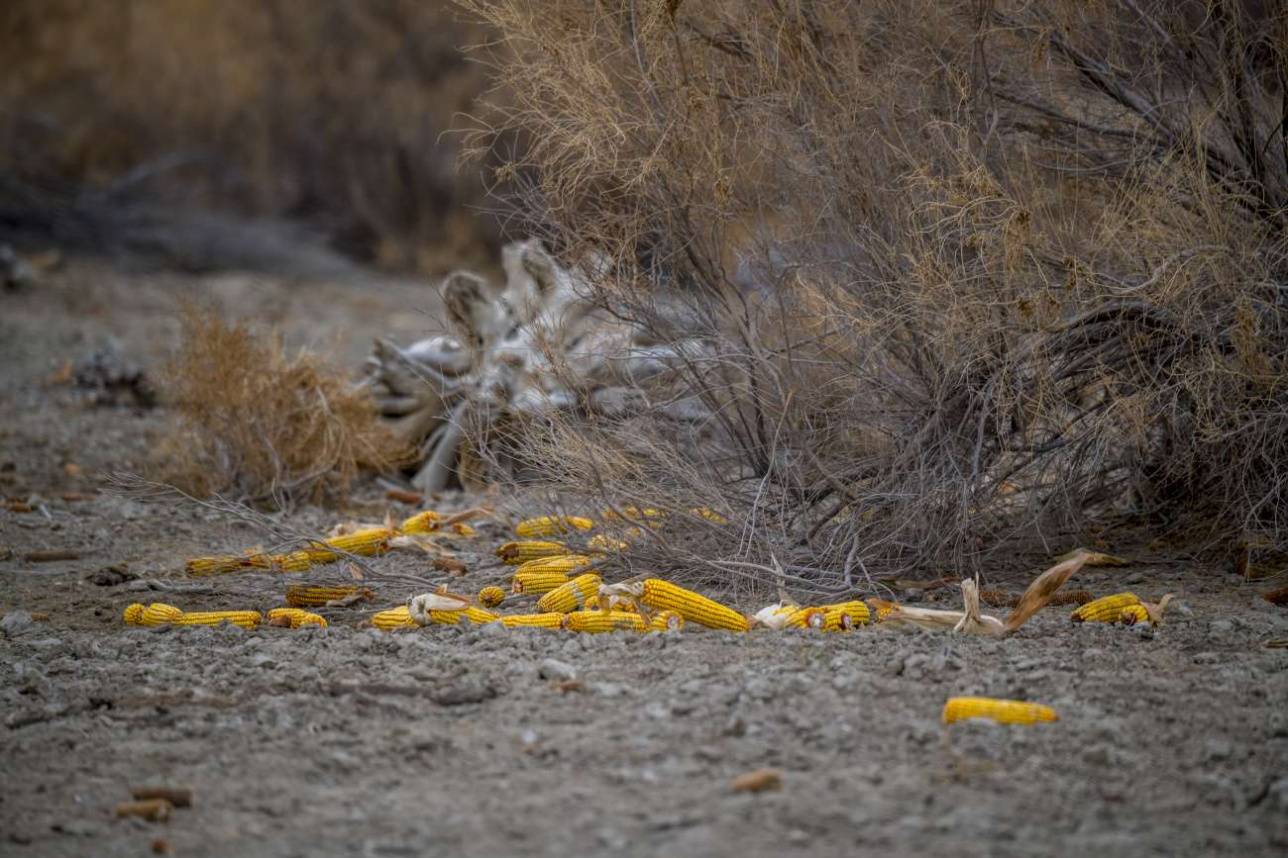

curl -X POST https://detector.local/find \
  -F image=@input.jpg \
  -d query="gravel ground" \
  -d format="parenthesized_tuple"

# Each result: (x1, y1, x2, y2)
(2, 259, 1286, 857)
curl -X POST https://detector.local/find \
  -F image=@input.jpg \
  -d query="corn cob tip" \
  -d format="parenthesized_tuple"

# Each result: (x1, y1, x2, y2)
(123, 603, 145, 625)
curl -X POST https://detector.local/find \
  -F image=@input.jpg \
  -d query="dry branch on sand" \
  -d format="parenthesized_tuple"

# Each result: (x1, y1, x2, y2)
(157, 309, 411, 507)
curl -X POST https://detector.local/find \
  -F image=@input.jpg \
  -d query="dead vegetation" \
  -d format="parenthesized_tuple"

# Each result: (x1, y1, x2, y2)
(454, 0, 1288, 585)
(158, 309, 410, 507)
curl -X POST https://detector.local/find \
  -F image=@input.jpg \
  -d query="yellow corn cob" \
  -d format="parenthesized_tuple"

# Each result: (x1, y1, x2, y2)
(285, 585, 373, 607)
(819, 601, 870, 630)
(784, 607, 826, 629)
(448, 522, 476, 537)
(584, 593, 637, 612)
(650, 610, 685, 632)
(496, 540, 569, 564)
(478, 585, 506, 608)
(399, 510, 443, 534)
(185, 554, 272, 576)
(536, 573, 603, 613)
(281, 527, 393, 567)
(372, 605, 417, 630)
(514, 515, 595, 538)
(1119, 604, 1150, 625)
(123, 602, 183, 626)
(511, 569, 571, 595)
(639, 579, 750, 632)
(1071, 592, 1141, 623)
(266, 608, 328, 629)
(269, 551, 315, 572)
(563, 611, 649, 633)
(942, 696, 1058, 725)
(867, 599, 896, 621)
(601, 506, 666, 523)
(689, 507, 728, 525)
(514, 554, 594, 576)
(173, 610, 262, 629)
(587, 534, 632, 554)
(418, 607, 499, 626)
(499, 612, 566, 630)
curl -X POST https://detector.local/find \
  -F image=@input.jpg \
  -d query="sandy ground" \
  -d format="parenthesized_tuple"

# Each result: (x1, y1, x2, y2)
(1, 259, 1287, 857)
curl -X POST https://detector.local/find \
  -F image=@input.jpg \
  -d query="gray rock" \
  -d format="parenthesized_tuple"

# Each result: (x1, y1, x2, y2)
(538, 658, 577, 682)
(0, 611, 34, 636)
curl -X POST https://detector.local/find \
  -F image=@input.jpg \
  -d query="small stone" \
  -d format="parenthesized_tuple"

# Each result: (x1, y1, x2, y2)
(537, 658, 577, 682)
(250, 654, 278, 670)
(0, 610, 34, 636)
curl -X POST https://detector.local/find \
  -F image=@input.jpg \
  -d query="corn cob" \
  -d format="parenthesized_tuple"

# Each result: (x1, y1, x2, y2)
(1071, 592, 1141, 623)
(819, 601, 870, 630)
(372, 605, 418, 630)
(477, 585, 506, 608)
(1119, 604, 1150, 625)
(650, 610, 685, 632)
(537, 573, 603, 613)
(123, 602, 184, 626)
(399, 510, 443, 534)
(173, 610, 262, 629)
(601, 506, 666, 523)
(417, 606, 499, 626)
(563, 611, 649, 633)
(638, 579, 750, 632)
(689, 507, 728, 525)
(266, 608, 328, 629)
(499, 612, 566, 630)
(587, 534, 632, 554)
(515, 554, 595, 576)
(496, 540, 569, 564)
(511, 569, 571, 595)
(784, 607, 826, 629)
(269, 551, 315, 572)
(285, 584, 373, 607)
(942, 696, 1058, 725)
(185, 554, 272, 576)
(514, 515, 595, 538)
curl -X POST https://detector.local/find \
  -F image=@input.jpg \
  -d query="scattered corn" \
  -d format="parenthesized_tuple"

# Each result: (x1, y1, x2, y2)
(285, 585, 372, 607)
(185, 554, 270, 576)
(639, 579, 749, 632)
(601, 506, 666, 523)
(587, 534, 632, 553)
(942, 696, 1058, 725)
(563, 611, 649, 633)
(399, 510, 443, 534)
(650, 610, 685, 632)
(784, 607, 826, 629)
(173, 610, 262, 629)
(515, 554, 595, 577)
(514, 515, 595, 538)
(537, 573, 603, 613)
(819, 601, 870, 630)
(1071, 592, 1141, 623)
(496, 540, 569, 564)
(267, 608, 327, 628)
(371, 605, 417, 631)
(478, 585, 506, 608)
(500, 612, 566, 630)
(417, 606, 499, 626)
(511, 569, 571, 595)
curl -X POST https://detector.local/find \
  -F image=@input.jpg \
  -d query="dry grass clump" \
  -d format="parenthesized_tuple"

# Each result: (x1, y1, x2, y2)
(159, 309, 411, 507)
(460, 0, 1288, 585)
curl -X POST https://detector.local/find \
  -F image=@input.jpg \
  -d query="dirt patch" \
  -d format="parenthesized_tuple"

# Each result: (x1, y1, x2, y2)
(2, 261, 1287, 857)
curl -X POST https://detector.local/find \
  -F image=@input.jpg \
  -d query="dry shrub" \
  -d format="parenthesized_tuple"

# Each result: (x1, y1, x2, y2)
(0, 0, 511, 272)
(460, 0, 1288, 587)
(159, 309, 411, 507)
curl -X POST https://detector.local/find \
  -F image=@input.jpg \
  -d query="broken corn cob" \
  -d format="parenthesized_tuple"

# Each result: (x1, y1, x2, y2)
(1119, 604, 1150, 625)
(784, 607, 826, 629)
(285, 584, 372, 607)
(399, 510, 443, 534)
(500, 612, 566, 630)
(942, 696, 1058, 725)
(173, 610, 262, 629)
(563, 611, 649, 633)
(819, 601, 870, 630)
(515, 515, 595, 538)
(1071, 592, 1141, 623)
(650, 610, 685, 632)
(512, 569, 571, 595)
(371, 605, 417, 630)
(122, 603, 183, 626)
(478, 585, 506, 608)
(497, 540, 570, 564)
(417, 607, 499, 626)
(587, 534, 632, 554)
(266, 608, 327, 628)
(639, 579, 749, 632)
(185, 554, 271, 576)
(536, 573, 603, 613)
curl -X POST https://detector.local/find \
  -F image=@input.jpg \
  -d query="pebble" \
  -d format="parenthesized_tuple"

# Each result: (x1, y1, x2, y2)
(0, 611, 35, 636)
(537, 658, 577, 682)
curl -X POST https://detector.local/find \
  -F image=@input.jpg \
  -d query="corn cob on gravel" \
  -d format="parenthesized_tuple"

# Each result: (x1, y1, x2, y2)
(477, 586, 507, 608)
(285, 585, 374, 607)
(511, 569, 571, 595)
(496, 540, 570, 564)
(942, 696, 1058, 725)
(371, 606, 418, 630)
(514, 515, 595, 537)
(637, 579, 750, 632)
(649, 610, 685, 632)
(499, 613, 566, 630)
(1119, 604, 1150, 625)
(536, 573, 602, 613)
(1071, 592, 1142, 623)
(266, 608, 327, 628)
(123, 603, 261, 630)
(563, 611, 650, 633)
